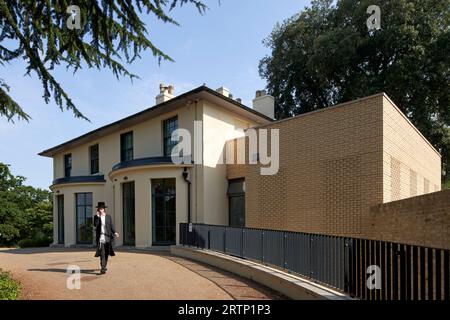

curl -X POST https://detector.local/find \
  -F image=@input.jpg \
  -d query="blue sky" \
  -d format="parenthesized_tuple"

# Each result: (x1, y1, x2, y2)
(0, 0, 308, 189)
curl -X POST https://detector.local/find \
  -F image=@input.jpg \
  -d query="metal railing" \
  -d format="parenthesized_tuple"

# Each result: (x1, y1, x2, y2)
(179, 223, 450, 300)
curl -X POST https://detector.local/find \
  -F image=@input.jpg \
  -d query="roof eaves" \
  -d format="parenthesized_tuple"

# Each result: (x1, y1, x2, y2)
(38, 85, 273, 157)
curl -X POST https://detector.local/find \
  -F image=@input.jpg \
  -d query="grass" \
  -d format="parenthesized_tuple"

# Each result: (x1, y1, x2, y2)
(0, 269, 20, 300)
(442, 180, 450, 190)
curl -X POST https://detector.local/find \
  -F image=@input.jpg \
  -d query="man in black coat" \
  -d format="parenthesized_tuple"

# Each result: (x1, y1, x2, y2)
(94, 202, 119, 274)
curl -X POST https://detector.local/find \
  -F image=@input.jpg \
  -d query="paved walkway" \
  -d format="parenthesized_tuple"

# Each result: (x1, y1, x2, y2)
(0, 247, 286, 300)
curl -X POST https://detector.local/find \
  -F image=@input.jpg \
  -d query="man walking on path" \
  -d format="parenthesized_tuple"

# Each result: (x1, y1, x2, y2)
(94, 202, 119, 274)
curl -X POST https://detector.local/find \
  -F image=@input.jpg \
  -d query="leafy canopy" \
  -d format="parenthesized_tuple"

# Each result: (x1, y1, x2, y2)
(259, 0, 449, 179)
(0, 0, 206, 122)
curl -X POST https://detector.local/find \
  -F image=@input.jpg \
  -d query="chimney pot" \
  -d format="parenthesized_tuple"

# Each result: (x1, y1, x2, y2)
(156, 83, 175, 105)
(255, 89, 267, 98)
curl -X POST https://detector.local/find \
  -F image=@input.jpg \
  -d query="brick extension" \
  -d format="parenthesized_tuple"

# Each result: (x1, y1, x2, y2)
(227, 93, 442, 243)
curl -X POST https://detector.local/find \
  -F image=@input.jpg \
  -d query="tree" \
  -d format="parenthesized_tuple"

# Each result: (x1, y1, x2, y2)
(0, 0, 206, 122)
(0, 163, 25, 242)
(0, 163, 52, 246)
(22, 201, 54, 245)
(259, 0, 450, 181)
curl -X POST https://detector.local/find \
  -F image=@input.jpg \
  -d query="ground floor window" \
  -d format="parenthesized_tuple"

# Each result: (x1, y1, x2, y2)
(122, 181, 135, 246)
(228, 179, 245, 227)
(152, 178, 176, 245)
(76, 193, 93, 244)
(57, 195, 64, 244)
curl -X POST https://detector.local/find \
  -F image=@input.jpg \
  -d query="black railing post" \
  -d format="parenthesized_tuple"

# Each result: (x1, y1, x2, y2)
(194, 224, 197, 248)
(309, 235, 314, 278)
(208, 225, 211, 250)
(400, 244, 407, 300)
(344, 238, 350, 293)
(283, 232, 287, 270)
(186, 223, 189, 246)
(261, 230, 264, 263)
(181, 223, 185, 246)
(223, 226, 226, 253)
(241, 227, 244, 258)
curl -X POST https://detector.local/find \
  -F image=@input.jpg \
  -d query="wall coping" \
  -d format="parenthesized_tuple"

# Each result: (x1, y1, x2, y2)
(370, 189, 450, 212)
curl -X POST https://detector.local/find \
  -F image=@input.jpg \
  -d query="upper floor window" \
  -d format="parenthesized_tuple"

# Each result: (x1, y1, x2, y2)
(64, 153, 72, 177)
(163, 116, 178, 157)
(121, 131, 133, 162)
(90, 144, 99, 174)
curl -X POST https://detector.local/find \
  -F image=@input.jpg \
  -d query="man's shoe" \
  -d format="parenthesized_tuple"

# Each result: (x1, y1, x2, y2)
(100, 269, 106, 274)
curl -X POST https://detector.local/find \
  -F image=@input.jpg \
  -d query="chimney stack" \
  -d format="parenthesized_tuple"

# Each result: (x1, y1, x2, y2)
(252, 89, 275, 119)
(156, 83, 175, 105)
(216, 86, 231, 98)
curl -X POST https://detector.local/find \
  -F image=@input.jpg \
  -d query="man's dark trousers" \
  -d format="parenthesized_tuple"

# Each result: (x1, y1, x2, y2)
(100, 242, 110, 270)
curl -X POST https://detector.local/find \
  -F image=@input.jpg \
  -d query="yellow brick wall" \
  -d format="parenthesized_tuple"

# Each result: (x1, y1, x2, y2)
(228, 94, 384, 237)
(227, 93, 441, 239)
(368, 190, 450, 250)
(382, 96, 441, 202)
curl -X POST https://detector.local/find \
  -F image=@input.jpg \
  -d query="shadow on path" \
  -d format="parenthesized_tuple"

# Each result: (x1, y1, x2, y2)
(27, 268, 100, 275)
(0, 247, 94, 255)
(163, 255, 288, 300)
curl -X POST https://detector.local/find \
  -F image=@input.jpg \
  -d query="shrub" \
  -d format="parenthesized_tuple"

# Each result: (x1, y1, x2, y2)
(18, 237, 52, 248)
(17, 238, 35, 248)
(0, 269, 20, 300)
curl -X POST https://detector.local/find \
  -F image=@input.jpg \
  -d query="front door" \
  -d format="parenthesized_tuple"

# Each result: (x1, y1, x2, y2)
(151, 178, 176, 245)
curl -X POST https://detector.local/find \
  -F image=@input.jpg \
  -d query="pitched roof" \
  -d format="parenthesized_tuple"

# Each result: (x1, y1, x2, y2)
(39, 85, 273, 157)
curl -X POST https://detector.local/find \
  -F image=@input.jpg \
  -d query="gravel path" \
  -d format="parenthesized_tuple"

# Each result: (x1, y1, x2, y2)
(0, 247, 286, 300)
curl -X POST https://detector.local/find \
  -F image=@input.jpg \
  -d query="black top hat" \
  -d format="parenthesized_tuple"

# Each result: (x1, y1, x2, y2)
(96, 202, 107, 209)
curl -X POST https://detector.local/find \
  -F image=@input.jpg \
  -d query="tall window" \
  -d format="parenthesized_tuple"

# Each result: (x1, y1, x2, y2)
(120, 131, 133, 162)
(227, 179, 245, 227)
(76, 193, 93, 244)
(57, 195, 64, 244)
(152, 178, 176, 245)
(122, 182, 135, 246)
(90, 144, 99, 174)
(64, 154, 72, 177)
(163, 116, 178, 157)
